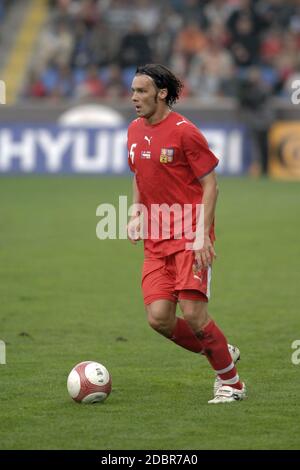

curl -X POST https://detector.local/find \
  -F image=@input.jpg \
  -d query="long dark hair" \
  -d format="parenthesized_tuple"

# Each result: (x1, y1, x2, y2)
(136, 64, 183, 107)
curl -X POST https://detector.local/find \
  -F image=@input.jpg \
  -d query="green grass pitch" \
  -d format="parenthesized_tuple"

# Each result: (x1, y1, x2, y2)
(0, 176, 299, 450)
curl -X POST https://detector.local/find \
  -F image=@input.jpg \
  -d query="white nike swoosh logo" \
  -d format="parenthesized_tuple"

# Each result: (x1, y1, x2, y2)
(176, 120, 187, 126)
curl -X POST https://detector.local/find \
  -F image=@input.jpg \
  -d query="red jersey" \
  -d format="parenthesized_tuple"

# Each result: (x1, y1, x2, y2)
(127, 111, 218, 258)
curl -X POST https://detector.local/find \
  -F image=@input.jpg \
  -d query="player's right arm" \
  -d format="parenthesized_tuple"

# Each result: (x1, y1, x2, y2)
(127, 122, 142, 244)
(127, 175, 142, 244)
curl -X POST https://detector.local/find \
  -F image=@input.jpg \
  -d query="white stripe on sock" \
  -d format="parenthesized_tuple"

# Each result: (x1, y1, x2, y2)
(215, 362, 234, 374)
(221, 375, 240, 385)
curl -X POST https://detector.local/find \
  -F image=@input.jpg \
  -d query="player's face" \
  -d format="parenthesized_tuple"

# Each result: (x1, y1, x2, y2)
(131, 74, 162, 120)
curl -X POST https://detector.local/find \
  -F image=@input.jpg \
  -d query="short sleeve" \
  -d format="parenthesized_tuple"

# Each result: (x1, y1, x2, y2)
(182, 124, 219, 178)
(127, 128, 135, 173)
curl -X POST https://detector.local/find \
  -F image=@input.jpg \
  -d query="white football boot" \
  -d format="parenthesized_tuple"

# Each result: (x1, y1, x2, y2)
(208, 382, 247, 404)
(213, 344, 241, 396)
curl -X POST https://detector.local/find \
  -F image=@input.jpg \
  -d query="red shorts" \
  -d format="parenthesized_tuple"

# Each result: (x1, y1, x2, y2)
(142, 250, 211, 305)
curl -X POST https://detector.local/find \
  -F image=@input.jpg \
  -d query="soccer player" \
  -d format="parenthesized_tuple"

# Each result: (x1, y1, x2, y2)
(127, 64, 246, 403)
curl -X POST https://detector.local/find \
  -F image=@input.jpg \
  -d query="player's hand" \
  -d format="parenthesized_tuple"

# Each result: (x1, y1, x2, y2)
(193, 235, 216, 272)
(127, 215, 142, 244)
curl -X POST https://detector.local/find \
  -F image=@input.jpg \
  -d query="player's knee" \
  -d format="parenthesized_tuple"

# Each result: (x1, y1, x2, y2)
(147, 311, 173, 337)
(147, 313, 161, 331)
(182, 302, 208, 329)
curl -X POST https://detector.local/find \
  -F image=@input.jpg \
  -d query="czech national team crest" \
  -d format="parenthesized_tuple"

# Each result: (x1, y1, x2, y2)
(160, 148, 174, 163)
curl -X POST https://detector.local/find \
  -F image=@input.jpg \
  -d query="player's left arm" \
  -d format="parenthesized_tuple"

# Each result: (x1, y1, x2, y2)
(193, 170, 218, 271)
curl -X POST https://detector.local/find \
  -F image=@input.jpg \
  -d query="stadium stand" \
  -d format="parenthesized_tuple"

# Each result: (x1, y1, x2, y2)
(0, 0, 10, 22)
(8, 0, 298, 103)
(1, 0, 48, 104)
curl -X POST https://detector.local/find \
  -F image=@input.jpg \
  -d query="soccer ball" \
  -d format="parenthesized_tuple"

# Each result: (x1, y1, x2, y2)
(67, 361, 112, 404)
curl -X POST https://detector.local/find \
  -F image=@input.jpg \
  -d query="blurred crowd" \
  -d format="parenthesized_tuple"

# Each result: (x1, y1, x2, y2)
(24, 0, 300, 102)
(0, 0, 10, 23)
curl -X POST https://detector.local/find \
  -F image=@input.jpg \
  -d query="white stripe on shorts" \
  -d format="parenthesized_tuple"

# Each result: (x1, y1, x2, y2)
(206, 265, 212, 299)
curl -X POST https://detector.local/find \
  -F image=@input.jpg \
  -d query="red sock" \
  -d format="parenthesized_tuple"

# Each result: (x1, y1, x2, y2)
(201, 320, 243, 390)
(170, 317, 203, 353)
